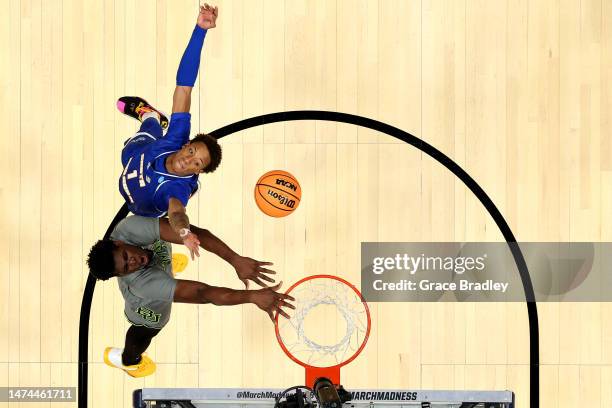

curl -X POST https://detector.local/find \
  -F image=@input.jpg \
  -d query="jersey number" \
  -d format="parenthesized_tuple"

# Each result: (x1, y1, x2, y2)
(121, 154, 146, 203)
(136, 306, 161, 323)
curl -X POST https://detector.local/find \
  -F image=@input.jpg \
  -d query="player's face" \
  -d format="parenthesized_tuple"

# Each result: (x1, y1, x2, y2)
(171, 141, 211, 176)
(112, 241, 153, 276)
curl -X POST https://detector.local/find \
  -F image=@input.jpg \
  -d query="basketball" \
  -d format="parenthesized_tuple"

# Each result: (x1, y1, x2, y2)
(254, 170, 301, 217)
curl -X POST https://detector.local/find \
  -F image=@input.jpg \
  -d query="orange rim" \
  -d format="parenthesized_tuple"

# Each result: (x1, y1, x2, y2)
(274, 274, 371, 370)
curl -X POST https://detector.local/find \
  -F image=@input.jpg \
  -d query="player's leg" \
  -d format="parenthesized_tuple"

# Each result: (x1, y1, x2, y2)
(120, 111, 165, 165)
(117, 96, 169, 130)
(121, 324, 161, 365)
(137, 116, 164, 140)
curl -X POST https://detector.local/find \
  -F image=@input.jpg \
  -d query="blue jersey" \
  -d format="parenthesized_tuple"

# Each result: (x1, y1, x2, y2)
(118, 112, 199, 217)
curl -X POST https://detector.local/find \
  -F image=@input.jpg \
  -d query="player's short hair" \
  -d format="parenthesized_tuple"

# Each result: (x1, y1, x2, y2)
(191, 133, 222, 173)
(87, 239, 116, 281)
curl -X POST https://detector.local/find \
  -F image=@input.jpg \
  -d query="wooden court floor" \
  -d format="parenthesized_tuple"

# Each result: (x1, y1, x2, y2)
(1, 0, 611, 406)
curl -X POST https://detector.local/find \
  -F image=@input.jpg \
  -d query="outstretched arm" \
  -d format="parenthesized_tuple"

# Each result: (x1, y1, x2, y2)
(172, 4, 218, 114)
(165, 5, 219, 258)
(173, 281, 295, 321)
(160, 217, 277, 288)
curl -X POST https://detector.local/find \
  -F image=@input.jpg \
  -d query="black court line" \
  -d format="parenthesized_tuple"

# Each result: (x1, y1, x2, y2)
(78, 204, 129, 407)
(78, 110, 539, 408)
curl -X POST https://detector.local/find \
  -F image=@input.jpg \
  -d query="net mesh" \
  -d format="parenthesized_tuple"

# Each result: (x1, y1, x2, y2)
(277, 277, 369, 368)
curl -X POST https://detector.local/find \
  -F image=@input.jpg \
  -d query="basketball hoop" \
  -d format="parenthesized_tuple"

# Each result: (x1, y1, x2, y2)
(274, 275, 371, 388)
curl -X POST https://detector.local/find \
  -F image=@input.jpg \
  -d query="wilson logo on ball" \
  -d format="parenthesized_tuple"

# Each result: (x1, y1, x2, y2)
(254, 170, 301, 217)
(267, 190, 296, 208)
(275, 178, 298, 192)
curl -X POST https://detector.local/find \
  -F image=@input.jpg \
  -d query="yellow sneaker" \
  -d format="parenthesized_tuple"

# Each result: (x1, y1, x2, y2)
(103, 347, 156, 378)
(172, 253, 189, 275)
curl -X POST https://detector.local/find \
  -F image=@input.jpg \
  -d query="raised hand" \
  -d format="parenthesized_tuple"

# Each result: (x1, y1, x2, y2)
(232, 256, 276, 288)
(250, 282, 296, 321)
(197, 3, 219, 30)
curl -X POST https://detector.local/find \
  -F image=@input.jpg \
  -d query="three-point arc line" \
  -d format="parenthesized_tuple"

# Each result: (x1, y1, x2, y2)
(78, 110, 539, 408)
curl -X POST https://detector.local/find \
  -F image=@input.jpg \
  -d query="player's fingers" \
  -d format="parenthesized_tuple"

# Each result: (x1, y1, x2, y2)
(258, 261, 274, 266)
(258, 267, 276, 275)
(258, 274, 275, 283)
(241, 279, 249, 289)
(267, 310, 275, 321)
(279, 300, 295, 309)
(280, 293, 295, 302)
(189, 239, 198, 252)
(252, 277, 267, 287)
(269, 281, 282, 291)
(276, 307, 291, 319)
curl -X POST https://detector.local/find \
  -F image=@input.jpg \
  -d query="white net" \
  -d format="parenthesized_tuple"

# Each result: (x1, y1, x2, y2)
(276, 276, 370, 368)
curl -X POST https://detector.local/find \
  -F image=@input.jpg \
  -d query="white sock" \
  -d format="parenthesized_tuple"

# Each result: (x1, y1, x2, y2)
(141, 111, 160, 123)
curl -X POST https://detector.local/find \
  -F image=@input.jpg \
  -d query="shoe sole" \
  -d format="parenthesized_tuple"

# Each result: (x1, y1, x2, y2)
(117, 97, 169, 130)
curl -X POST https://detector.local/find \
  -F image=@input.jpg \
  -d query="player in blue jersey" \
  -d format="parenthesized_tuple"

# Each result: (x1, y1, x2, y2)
(116, 3, 221, 260)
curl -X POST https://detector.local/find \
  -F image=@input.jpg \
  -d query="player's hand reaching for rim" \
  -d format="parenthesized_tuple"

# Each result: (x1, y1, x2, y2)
(250, 282, 296, 321)
(197, 3, 218, 30)
(232, 256, 276, 289)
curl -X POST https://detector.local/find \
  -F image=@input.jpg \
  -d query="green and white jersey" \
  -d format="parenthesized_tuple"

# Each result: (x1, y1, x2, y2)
(110, 215, 176, 329)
